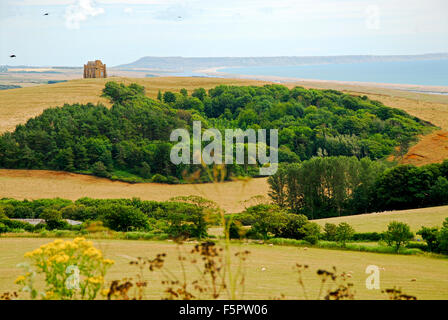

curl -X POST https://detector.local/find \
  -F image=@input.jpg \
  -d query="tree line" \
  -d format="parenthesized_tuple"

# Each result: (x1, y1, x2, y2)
(268, 157, 448, 219)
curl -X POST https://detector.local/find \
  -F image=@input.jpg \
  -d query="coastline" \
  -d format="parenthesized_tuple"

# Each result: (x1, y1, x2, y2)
(196, 66, 448, 96)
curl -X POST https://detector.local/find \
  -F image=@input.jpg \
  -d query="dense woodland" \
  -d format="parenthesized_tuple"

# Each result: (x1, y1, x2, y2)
(268, 157, 448, 219)
(0, 82, 433, 183)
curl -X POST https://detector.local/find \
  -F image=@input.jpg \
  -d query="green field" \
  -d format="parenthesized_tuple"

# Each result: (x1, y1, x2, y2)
(1, 238, 447, 300)
(314, 205, 448, 232)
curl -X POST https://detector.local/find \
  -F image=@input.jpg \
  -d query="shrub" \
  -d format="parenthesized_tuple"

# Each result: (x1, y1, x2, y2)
(164, 205, 207, 239)
(304, 234, 319, 245)
(0, 218, 34, 232)
(91, 161, 111, 178)
(280, 214, 309, 239)
(34, 222, 47, 231)
(438, 218, 448, 254)
(99, 204, 149, 232)
(151, 174, 168, 183)
(245, 228, 263, 240)
(40, 208, 68, 230)
(163, 91, 176, 103)
(139, 162, 151, 179)
(335, 222, 355, 247)
(227, 220, 244, 239)
(417, 226, 439, 252)
(0, 222, 8, 233)
(384, 221, 414, 252)
(82, 221, 110, 233)
(406, 242, 428, 251)
(249, 206, 289, 240)
(301, 222, 321, 244)
(352, 232, 383, 241)
(323, 223, 338, 241)
(232, 212, 258, 226)
(61, 205, 97, 221)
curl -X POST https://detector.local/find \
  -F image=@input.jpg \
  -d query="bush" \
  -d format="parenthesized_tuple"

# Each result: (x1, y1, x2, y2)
(0, 218, 34, 232)
(40, 208, 69, 230)
(0, 222, 8, 233)
(384, 221, 414, 252)
(406, 241, 428, 251)
(164, 205, 207, 239)
(227, 220, 244, 239)
(417, 226, 439, 252)
(232, 212, 258, 226)
(61, 205, 97, 221)
(304, 234, 319, 245)
(241, 205, 321, 241)
(245, 228, 263, 240)
(323, 223, 337, 241)
(99, 204, 149, 232)
(249, 205, 289, 240)
(438, 218, 448, 254)
(335, 222, 355, 247)
(300, 222, 321, 244)
(91, 161, 111, 178)
(352, 232, 383, 241)
(151, 174, 168, 183)
(82, 221, 110, 233)
(280, 214, 309, 239)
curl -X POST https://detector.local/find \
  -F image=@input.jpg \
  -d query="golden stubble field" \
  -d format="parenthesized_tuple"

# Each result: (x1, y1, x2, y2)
(1, 238, 447, 300)
(0, 169, 269, 213)
(314, 205, 448, 232)
(0, 77, 268, 133)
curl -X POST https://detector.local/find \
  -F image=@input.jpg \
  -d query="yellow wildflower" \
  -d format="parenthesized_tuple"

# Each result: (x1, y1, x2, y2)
(103, 259, 114, 265)
(45, 290, 54, 299)
(54, 254, 70, 264)
(14, 276, 26, 284)
(84, 247, 102, 259)
(87, 276, 104, 284)
(101, 289, 110, 296)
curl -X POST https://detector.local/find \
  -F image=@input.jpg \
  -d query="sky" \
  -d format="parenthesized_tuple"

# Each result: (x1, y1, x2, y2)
(1, 0, 448, 66)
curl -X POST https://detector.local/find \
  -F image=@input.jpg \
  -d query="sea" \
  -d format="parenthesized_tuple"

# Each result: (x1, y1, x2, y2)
(220, 59, 448, 87)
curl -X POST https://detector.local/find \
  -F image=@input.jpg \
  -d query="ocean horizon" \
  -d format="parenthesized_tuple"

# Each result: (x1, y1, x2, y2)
(220, 59, 448, 87)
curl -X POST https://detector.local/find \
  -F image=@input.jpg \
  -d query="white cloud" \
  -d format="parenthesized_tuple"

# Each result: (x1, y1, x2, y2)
(64, 0, 104, 29)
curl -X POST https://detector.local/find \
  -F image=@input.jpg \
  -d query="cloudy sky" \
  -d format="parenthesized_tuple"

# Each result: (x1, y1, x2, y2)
(1, 0, 447, 66)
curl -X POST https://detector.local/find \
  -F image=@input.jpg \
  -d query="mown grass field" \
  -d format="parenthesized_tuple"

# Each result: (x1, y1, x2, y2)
(314, 205, 448, 232)
(1, 238, 447, 300)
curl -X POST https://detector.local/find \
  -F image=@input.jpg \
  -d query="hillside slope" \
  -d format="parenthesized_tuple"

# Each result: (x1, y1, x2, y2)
(314, 205, 448, 232)
(0, 77, 267, 133)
